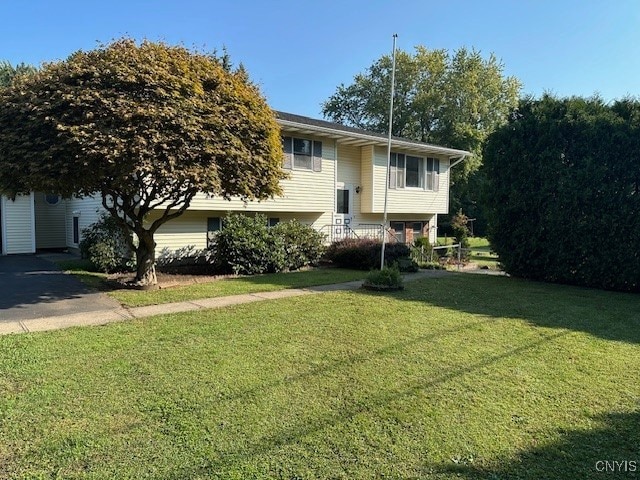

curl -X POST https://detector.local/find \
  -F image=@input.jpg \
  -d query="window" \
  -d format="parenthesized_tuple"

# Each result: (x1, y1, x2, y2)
(73, 216, 79, 244)
(45, 193, 60, 205)
(389, 153, 405, 189)
(388, 153, 440, 191)
(268, 217, 280, 227)
(390, 222, 405, 243)
(282, 136, 322, 171)
(425, 157, 440, 191)
(207, 217, 221, 248)
(336, 189, 349, 214)
(412, 222, 423, 240)
(405, 155, 424, 188)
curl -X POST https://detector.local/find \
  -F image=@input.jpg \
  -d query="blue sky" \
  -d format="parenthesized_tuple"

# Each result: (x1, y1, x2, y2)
(3, 0, 639, 118)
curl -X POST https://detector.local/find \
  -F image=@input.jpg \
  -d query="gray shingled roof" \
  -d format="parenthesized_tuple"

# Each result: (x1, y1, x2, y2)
(275, 110, 470, 158)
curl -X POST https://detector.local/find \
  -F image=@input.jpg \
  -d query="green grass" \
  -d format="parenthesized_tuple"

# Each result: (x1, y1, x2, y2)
(54, 260, 367, 308)
(467, 237, 501, 269)
(1, 274, 639, 479)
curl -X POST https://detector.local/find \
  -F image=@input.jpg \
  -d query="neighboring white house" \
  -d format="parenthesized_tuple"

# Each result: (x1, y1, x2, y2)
(0, 111, 470, 256)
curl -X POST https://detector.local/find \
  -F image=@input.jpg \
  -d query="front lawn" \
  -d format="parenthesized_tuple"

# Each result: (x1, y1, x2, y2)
(55, 261, 367, 307)
(1, 274, 639, 478)
(467, 237, 500, 269)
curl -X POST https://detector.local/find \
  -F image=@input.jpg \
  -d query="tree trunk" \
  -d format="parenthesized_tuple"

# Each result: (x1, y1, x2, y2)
(135, 230, 157, 286)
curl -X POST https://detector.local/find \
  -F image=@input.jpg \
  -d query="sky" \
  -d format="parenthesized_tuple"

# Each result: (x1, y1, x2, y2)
(2, 0, 639, 118)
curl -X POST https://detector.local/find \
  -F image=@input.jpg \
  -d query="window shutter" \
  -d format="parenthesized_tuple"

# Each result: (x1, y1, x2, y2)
(282, 136, 292, 169)
(312, 140, 322, 172)
(433, 159, 440, 192)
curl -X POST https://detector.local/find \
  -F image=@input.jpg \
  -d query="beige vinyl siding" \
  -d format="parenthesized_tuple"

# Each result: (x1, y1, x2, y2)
(149, 211, 333, 257)
(360, 145, 374, 213)
(34, 193, 66, 249)
(65, 195, 104, 247)
(371, 146, 450, 214)
(2, 194, 35, 254)
(188, 134, 335, 213)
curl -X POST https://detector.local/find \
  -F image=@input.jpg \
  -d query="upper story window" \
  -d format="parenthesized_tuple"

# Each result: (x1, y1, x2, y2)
(282, 136, 322, 172)
(389, 153, 439, 191)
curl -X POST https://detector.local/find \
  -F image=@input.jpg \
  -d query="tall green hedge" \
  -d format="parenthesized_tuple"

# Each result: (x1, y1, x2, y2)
(483, 95, 640, 292)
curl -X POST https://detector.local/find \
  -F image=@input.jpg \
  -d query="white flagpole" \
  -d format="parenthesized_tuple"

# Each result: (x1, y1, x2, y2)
(380, 33, 397, 270)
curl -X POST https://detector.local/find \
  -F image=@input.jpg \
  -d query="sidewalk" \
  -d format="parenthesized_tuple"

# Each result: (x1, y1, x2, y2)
(0, 270, 449, 335)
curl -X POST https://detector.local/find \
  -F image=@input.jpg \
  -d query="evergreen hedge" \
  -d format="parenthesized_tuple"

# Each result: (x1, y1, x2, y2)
(483, 95, 640, 292)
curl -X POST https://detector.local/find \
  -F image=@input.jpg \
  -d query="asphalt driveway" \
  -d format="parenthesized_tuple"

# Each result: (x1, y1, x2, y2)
(0, 255, 120, 322)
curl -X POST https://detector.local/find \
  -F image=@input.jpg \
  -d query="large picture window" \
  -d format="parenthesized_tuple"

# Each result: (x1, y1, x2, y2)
(388, 153, 439, 191)
(282, 136, 322, 171)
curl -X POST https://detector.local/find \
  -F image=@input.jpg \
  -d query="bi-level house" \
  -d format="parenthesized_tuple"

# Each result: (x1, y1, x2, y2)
(0, 111, 470, 256)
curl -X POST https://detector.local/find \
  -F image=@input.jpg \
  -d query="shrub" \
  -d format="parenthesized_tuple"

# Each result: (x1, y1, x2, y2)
(324, 238, 411, 270)
(417, 261, 445, 270)
(211, 214, 326, 275)
(395, 257, 419, 272)
(213, 213, 282, 275)
(79, 214, 134, 273)
(363, 266, 404, 290)
(271, 220, 326, 270)
(412, 236, 433, 263)
(451, 209, 471, 254)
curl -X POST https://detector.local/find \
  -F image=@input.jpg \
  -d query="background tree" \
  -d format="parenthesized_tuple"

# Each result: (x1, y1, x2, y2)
(0, 39, 285, 285)
(0, 61, 37, 87)
(483, 94, 640, 292)
(322, 46, 521, 234)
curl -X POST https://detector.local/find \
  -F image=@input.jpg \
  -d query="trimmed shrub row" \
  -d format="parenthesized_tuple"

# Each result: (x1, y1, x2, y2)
(324, 238, 412, 270)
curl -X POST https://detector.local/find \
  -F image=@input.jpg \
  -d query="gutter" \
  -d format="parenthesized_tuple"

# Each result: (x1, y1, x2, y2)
(277, 119, 471, 158)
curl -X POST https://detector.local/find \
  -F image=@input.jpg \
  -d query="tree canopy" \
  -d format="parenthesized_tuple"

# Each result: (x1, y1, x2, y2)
(483, 94, 640, 292)
(322, 46, 521, 180)
(0, 61, 37, 87)
(0, 39, 285, 285)
(322, 46, 520, 233)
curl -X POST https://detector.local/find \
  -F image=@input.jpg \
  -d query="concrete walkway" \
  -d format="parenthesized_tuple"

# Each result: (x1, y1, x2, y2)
(0, 270, 449, 336)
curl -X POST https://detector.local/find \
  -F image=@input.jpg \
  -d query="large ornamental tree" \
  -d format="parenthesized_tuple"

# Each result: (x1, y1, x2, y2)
(0, 39, 285, 285)
(483, 95, 640, 292)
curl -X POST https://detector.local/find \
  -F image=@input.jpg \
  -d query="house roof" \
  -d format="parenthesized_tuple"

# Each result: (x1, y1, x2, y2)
(275, 111, 471, 159)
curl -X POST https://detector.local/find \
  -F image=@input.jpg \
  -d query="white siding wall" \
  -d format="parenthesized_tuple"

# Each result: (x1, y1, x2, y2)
(371, 146, 450, 214)
(65, 195, 104, 248)
(34, 193, 67, 249)
(1, 194, 35, 254)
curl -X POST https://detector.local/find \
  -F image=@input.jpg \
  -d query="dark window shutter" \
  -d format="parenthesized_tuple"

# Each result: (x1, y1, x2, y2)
(282, 136, 292, 169)
(312, 140, 322, 172)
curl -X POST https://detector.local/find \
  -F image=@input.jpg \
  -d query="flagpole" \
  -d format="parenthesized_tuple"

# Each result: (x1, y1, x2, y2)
(380, 33, 397, 270)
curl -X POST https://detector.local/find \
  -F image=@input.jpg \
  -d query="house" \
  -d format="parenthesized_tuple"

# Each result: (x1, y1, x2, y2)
(0, 111, 470, 256)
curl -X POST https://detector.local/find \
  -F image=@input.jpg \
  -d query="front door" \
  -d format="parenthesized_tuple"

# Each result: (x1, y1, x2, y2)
(332, 183, 354, 241)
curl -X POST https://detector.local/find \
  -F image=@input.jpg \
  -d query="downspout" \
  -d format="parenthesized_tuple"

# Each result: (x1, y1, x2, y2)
(449, 154, 469, 169)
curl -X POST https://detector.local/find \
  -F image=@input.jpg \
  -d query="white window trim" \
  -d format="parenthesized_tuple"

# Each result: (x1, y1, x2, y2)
(283, 136, 322, 172)
(389, 153, 440, 191)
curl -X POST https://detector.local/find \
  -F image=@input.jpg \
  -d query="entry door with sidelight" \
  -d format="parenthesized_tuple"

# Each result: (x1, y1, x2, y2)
(333, 183, 354, 240)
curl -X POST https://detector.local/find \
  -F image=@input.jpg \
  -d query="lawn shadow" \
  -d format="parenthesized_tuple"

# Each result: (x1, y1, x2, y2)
(163, 329, 571, 478)
(359, 273, 640, 345)
(432, 410, 640, 479)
